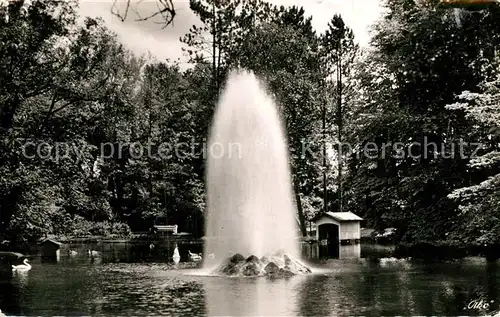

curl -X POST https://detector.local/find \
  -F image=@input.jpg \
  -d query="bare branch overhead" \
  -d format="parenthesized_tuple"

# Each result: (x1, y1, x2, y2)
(111, 0, 176, 28)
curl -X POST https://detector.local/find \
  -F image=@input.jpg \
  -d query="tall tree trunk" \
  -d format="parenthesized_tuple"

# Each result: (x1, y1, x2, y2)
(337, 49, 343, 213)
(0, 95, 20, 135)
(292, 173, 307, 237)
(216, 13, 222, 92)
(0, 95, 22, 235)
(147, 71, 154, 196)
(212, 1, 218, 97)
(322, 79, 328, 213)
(0, 186, 21, 236)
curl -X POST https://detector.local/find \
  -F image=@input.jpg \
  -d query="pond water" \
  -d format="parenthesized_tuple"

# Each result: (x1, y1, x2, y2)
(1, 245, 500, 316)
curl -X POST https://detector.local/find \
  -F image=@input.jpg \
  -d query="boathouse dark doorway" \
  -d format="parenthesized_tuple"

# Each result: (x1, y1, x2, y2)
(318, 223, 339, 258)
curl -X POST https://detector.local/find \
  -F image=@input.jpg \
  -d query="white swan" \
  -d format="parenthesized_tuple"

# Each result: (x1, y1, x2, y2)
(87, 250, 100, 257)
(172, 246, 180, 264)
(12, 258, 31, 271)
(379, 257, 400, 267)
(188, 250, 202, 261)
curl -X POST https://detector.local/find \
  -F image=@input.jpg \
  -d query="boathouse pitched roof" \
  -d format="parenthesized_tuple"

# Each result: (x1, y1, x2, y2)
(39, 238, 62, 246)
(313, 212, 363, 222)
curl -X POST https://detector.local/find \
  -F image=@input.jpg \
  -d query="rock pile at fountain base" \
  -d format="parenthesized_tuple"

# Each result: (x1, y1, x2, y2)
(214, 251, 312, 277)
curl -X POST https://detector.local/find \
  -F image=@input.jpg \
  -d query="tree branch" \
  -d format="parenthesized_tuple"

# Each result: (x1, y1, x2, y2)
(111, 0, 176, 29)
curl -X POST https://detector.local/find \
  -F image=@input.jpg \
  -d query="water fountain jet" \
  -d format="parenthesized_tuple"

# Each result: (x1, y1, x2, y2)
(203, 70, 311, 277)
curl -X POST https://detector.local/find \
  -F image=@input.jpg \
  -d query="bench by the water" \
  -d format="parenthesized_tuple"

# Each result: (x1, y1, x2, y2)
(153, 225, 178, 235)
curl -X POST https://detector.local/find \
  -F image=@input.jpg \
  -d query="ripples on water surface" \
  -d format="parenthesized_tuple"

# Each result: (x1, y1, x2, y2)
(1, 256, 500, 316)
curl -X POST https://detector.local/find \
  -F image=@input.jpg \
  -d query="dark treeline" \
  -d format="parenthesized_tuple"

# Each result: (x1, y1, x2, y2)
(0, 0, 499, 250)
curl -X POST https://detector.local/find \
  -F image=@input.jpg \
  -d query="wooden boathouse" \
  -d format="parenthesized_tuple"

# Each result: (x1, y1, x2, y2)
(313, 212, 363, 259)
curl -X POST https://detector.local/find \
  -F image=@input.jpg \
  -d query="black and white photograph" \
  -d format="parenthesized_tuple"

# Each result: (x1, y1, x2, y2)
(1, 0, 500, 316)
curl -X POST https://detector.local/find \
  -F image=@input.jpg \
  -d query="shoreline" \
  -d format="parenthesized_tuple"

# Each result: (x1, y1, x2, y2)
(3, 235, 499, 262)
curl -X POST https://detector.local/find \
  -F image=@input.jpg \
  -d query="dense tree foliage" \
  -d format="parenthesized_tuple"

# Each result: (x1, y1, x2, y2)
(446, 53, 500, 247)
(345, 0, 500, 245)
(1, 0, 500, 252)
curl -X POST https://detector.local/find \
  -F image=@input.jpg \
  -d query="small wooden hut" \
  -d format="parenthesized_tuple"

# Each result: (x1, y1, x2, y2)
(39, 239, 62, 262)
(313, 212, 363, 259)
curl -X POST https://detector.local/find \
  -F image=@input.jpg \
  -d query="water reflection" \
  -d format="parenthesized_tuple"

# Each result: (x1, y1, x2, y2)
(11, 270, 29, 286)
(1, 270, 26, 316)
(204, 276, 305, 316)
(59, 242, 204, 264)
(0, 256, 498, 316)
(297, 274, 344, 316)
(295, 259, 500, 317)
(486, 262, 499, 312)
